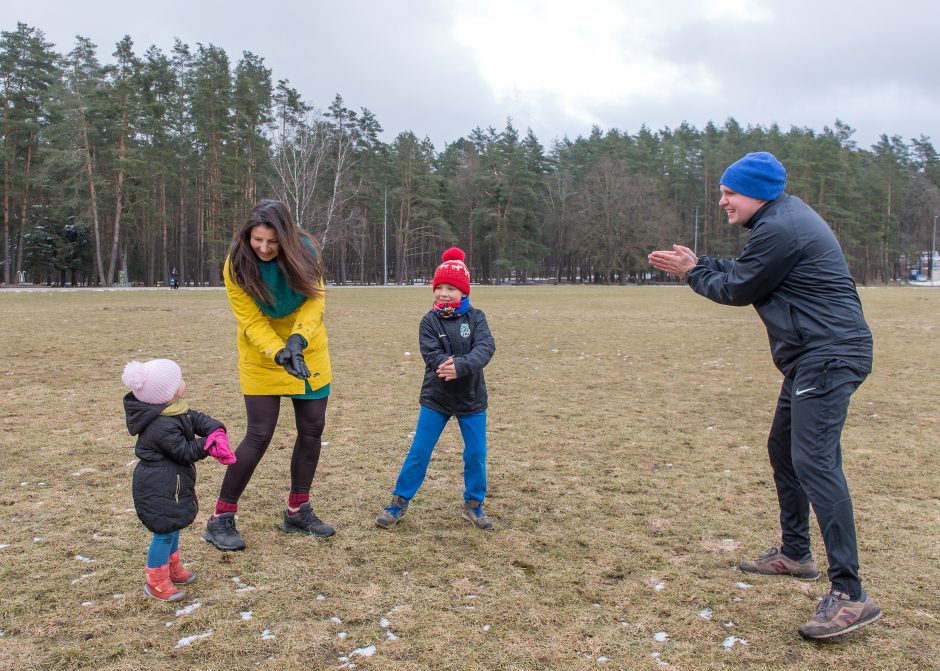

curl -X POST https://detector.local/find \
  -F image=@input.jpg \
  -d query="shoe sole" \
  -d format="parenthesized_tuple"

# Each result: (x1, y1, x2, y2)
(280, 523, 335, 538)
(171, 573, 198, 586)
(144, 584, 186, 602)
(799, 609, 884, 639)
(739, 566, 820, 581)
(202, 533, 246, 551)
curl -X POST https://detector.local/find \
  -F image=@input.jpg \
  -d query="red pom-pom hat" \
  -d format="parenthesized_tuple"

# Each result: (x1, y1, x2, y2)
(432, 247, 471, 295)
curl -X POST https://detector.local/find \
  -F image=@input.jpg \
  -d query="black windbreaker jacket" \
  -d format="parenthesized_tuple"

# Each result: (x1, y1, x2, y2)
(123, 392, 223, 534)
(418, 306, 496, 416)
(687, 194, 872, 377)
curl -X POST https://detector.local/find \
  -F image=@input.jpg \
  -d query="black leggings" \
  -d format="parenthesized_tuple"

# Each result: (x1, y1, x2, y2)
(218, 395, 328, 504)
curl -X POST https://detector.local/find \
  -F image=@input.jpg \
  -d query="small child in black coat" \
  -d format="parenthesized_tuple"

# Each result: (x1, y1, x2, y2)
(122, 359, 235, 602)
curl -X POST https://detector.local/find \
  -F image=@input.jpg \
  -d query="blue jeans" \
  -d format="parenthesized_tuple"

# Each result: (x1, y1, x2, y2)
(393, 406, 487, 504)
(768, 359, 868, 598)
(147, 530, 180, 569)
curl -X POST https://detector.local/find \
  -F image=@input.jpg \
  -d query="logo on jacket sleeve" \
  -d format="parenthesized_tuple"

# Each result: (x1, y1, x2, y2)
(460, 323, 471, 338)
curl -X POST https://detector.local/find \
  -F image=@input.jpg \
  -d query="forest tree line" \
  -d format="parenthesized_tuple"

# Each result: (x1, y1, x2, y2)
(3, 23, 939, 288)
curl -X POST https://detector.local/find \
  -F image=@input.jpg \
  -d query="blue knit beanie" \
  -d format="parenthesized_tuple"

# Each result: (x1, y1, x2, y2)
(720, 152, 786, 201)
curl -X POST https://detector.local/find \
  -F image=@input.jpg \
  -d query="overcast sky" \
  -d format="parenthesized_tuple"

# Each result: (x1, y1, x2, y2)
(8, 0, 939, 152)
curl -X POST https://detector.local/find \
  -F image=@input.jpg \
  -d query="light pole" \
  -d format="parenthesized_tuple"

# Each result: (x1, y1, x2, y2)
(932, 214, 937, 283)
(383, 185, 388, 286)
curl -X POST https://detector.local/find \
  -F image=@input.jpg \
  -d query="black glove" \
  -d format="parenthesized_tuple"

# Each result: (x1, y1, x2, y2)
(275, 334, 311, 380)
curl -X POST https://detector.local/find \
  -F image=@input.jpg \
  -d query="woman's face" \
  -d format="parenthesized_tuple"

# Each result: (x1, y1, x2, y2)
(249, 224, 279, 261)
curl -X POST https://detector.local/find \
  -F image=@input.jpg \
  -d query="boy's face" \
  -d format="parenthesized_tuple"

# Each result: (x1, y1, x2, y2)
(433, 283, 465, 303)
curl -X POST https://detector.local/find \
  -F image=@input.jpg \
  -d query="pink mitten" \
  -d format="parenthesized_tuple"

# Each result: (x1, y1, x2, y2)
(205, 428, 237, 465)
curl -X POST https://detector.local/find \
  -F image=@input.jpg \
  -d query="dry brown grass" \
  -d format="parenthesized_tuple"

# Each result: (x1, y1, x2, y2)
(0, 285, 937, 671)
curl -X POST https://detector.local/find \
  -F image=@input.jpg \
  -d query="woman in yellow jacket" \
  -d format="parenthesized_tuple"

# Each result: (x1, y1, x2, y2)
(203, 200, 334, 551)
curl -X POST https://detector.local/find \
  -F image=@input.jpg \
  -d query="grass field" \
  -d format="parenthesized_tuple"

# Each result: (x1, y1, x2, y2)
(0, 285, 937, 671)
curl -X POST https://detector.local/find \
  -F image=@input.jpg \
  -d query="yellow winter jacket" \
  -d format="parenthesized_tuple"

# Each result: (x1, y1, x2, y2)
(223, 257, 332, 396)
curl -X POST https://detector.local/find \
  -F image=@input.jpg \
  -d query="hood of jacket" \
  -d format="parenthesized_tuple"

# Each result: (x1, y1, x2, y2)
(123, 391, 168, 436)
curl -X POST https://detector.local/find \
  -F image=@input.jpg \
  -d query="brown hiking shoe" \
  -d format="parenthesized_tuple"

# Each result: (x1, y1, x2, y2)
(739, 546, 820, 580)
(798, 589, 883, 639)
(461, 499, 493, 531)
(375, 496, 409, 529)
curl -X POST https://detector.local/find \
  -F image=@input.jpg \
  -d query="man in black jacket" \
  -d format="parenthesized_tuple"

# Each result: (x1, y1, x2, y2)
(649, 152, 882, 639)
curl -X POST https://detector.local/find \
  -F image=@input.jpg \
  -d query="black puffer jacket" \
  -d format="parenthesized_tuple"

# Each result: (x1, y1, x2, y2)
(418, 307, 495, 416)
(123, 392, 223, 534)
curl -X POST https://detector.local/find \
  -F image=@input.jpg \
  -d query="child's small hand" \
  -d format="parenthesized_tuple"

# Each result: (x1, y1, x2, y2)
(205, 428, 237, 465)
(436, 357, 458, 381)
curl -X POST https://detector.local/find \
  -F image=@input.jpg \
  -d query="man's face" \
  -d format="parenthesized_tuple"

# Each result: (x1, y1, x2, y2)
(719, 186, 766, 227)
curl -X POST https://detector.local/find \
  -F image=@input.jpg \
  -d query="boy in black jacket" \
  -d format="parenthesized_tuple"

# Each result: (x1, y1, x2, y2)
(376, 248, 496, 530)
(122, 359, 236, 601)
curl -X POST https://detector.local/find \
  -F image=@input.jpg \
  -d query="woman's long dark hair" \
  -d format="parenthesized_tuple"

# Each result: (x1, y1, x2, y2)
(227, 200, 324, 304)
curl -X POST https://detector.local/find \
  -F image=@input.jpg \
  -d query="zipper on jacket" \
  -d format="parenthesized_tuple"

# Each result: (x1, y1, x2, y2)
(175, 474, 180, 503)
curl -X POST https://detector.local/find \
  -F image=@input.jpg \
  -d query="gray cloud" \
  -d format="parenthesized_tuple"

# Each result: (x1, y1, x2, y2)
(8, 0, 938, 150)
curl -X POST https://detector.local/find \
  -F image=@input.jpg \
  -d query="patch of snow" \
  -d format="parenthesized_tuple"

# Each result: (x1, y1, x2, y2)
(464, 605, 475, 610)
(240, 611, 252, 620)
(723, 636, 748, 650)
(330, 616, 342, 624)
(75, 555, 94, 562)
(33, 537, 44, 542)
(316, 594, 326, 600)
(112, 594, 124, 599)
(260, 630, 275, 640)
(351, 645, 377, 658)
(653, 583, 665, 591)
(379, 618, 391, 628)
(596, 656, 608, 664)
(81, 601, 95, 606)
(175, 602, 201, 617)
(174, 630, 213, 648)
(653, 632, 669, 642)
(724, 621, 735, 628)
(338, 632, 347, 640)
(231, 576, 256, 593)
(482, 625, 491, 632)
(386, 631, 398, 641)
(70, 572, 96, 584)
(735, 582, 751, 589)
(404, 352, 411, 356)
(0, 544, 9, 549)
(699, 608, 713, 620)
(21, 482, 28, 486)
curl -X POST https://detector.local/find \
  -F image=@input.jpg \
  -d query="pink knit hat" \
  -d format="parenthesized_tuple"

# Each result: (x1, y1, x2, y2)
(432, 247, 471, 295)
(122, 359, 183, 405)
